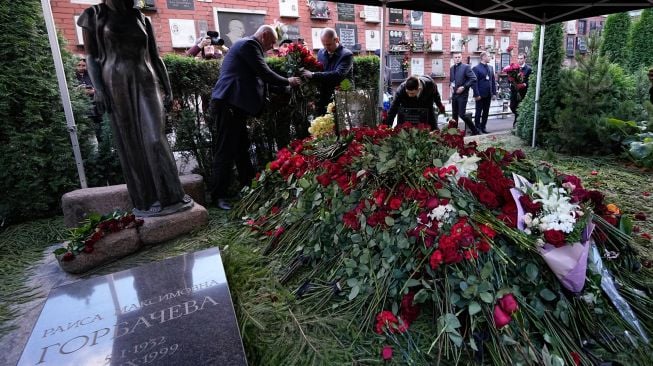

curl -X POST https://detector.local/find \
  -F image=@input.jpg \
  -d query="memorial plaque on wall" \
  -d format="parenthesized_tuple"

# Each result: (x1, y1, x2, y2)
(309, 1, 330, 19)
(364, 5, 380, 23)
(197, 20, 208, 38)
(166, 0, 194, 11)
(388, 8, 404, 24)
(389, 30, 408, 51)
(337, 3, 355, 22)
(410, 11, 423, 29)
(365, 29, 380, 51)
(387, 55, 406, 81)
(411, 30, 424, 52)
(17, 248, 247, 366)
(279, 0, 299, 18)
(282, 24, 301, 42)
(335, 24, 358, 50)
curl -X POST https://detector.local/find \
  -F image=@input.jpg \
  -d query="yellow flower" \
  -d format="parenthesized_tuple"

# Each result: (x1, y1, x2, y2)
(309, 113, 334, 138)
(606, 203, 621, 215)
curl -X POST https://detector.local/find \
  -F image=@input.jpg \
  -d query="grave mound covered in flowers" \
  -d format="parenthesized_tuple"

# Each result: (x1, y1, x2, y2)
(234, 123, 653, 365)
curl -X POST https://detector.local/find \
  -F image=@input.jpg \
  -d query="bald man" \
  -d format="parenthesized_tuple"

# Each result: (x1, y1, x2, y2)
(302, 28, 353, 116)
(209, 25, 301, 210)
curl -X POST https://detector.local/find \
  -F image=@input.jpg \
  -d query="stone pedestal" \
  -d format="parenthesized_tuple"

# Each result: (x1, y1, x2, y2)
(139, 203, 209, 244)
(61, 174, 206, 227)
(54, 203, 209, 274)
(55, 228, 141, 274)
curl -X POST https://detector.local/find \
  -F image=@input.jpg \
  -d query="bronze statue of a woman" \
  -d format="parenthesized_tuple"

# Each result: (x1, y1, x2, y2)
(78, 0, 193, 216)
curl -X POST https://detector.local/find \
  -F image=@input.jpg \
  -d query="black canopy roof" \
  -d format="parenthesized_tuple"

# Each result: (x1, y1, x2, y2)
(337, 1, 653, 25)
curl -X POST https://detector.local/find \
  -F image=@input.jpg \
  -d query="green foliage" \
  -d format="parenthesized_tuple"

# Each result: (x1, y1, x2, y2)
(0, 2, 98, 225)
(163, 54, 220, 179)
(547, 34, 624, 153)
(351, 56, 380, 91)
(600, 12, 631, 66)
(515, 23, 565, 144)
(629, 9, 653, 69)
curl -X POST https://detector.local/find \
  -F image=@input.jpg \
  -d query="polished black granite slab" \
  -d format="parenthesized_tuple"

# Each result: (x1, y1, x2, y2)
(18, 247, 247, 366)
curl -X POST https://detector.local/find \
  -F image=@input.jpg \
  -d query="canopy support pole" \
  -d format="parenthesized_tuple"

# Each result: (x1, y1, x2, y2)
(531, 24, 545, 148)
(41, 0, 88, 188)
(378, 0, 387, 109)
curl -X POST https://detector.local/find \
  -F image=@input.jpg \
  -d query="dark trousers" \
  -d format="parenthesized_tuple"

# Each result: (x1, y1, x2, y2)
(452, 94, 478, 134)
(209, 99, 255, 201)
(474, 96, 492, 130)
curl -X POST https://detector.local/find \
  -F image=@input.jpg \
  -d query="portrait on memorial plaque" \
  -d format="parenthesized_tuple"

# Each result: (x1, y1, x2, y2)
(215, 10, 266, 48)
(309, 1, 330, 19)
(410, 11, 423, 29)
(169, 19, 196, 48)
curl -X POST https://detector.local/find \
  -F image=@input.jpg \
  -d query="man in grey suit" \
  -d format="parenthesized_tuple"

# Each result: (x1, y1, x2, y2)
(210, 25, 301, 210)
(449, 53, 479, 135)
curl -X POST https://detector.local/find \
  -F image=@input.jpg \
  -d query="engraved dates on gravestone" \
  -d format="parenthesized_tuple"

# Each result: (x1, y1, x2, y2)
(166, 0, 194, 11)
(17, 248, 247, 366)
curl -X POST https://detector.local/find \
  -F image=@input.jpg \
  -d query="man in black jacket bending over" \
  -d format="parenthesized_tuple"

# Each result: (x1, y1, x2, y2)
(386, 75, 446, 130)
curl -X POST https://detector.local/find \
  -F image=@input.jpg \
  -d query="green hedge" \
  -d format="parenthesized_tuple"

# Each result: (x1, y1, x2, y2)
(0, 1, 100, 225)
(600, 12, 631, 67)
(629, 9, 653, 69)
(515, 23, 564, 145)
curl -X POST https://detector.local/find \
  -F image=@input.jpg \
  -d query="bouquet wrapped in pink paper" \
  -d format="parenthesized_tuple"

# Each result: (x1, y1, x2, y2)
(510, 173, 593, 292)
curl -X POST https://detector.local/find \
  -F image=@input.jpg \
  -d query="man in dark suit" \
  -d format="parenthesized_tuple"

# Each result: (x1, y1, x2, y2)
(449, 53, 479, 135)
(472, 52, 497, 134)
(210, 25, 302, 210)
(386, 75, 446, 130)
(510, 53, 532, 126)
(302, 28, 354, 116)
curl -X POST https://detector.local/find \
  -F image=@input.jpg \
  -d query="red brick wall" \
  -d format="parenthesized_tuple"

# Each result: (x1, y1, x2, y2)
(52, 1, 536, 99)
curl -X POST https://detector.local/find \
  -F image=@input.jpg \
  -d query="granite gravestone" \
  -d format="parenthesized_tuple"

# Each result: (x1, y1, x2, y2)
(335, 24, 358, 50)
(18, 248, 247, 366)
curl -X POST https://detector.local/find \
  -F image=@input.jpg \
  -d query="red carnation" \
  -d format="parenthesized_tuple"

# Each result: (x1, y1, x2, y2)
(343, 211, 360, 230)
(478, 190, 500, 208)
(544, 229, 567, 247)
(635, 212, 647, 221)
(62, 252, 75, 261)
(479, 224, 496, 239)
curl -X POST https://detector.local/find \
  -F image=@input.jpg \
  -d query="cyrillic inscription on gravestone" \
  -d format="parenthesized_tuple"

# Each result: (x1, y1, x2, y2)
(18, 248, 246, 366)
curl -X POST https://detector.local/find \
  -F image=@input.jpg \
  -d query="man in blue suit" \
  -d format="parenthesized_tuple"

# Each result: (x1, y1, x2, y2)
(210, 25, 302, 210)
(449, 53, 479, 135)
(302, 28, 354, 116)
(472, 52, 497, 134)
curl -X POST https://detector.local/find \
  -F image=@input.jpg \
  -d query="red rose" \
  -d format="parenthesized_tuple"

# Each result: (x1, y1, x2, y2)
(493, 304, 512, 328)
(543, 229, 567, 247)
(478, 190, 499, 208)
(479, 224, 496, 239)
(400, 291, 420, 325)
(316, 173, 330, 187)
(83, 245, 94, 254)
(343, 211, 360, 230)
(518, 195, 542, 215)
(381, 345, 393, 361)
(62, 252, 75, 262)
(571, 352, 581, 366)
(477, 240, 491, 253)
(498, 293, 519, 314)
(635, 212, 647, 221)
(430, 250, 443, 270)
(389, 197, 402, 210)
